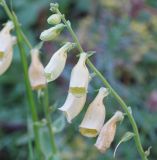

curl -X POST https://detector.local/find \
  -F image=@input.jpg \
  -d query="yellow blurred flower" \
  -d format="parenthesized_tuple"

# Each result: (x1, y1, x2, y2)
(130, 21, 147, 35)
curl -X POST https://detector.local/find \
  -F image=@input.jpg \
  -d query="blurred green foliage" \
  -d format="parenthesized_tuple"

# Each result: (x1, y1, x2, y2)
(0, 0, 157, 160)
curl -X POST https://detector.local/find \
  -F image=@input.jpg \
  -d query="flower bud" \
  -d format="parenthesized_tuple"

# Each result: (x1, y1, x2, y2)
(0, 21, 16, 75)
(79, 87, 108, 137)
(44, 42, 75, 82)
(58, 93, 86, 123)
(95, 111, 124, 153)
(28, 49, 46, 90)
(40, 23, 65, 41)
(69, 52, 89, 96)
(47, 14, 61, 25)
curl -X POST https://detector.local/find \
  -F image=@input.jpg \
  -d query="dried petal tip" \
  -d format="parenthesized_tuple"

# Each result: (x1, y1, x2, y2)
(79, 87, 107, 137)
(0, 21, 16, 75)
(47, 14, 61, 25)
(99, 87, 109, 97)
(69, 52, 89, 96)
(28, 49, 46, 90)
(44, 42, 74, 82)
(40, 23, 65, 41)
(95, 111, 124, 153)
(58, 93, 86, 123)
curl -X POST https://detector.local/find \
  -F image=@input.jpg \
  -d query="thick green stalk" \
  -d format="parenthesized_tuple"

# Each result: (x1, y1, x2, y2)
(43, 86, 57, 154)
(1, 1, 57, 156)
(0, 1, 42, 158)
(11, 13, 42, 160)
(57, 9, 148, 160)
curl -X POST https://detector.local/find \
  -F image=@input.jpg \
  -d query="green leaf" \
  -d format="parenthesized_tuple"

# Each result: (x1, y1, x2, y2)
(145, 146, 152, 157)
(52, 115, 66, 133)
(39, 127, 52, 159)
(114, 132, 135, 158)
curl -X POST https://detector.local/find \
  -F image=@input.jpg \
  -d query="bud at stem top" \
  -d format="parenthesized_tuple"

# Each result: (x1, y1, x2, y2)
(40, 23, 65, 41)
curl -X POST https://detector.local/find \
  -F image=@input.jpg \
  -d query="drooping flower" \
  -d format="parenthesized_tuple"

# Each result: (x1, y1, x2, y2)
(44, 42, 75, 82)
(40, 23, 65, 41)
(95, 111, 124, 153)
(28, 48, 46, 90)
(59, 93, 86, 123)
(47, 14, 61, 25)
(0, 21, 16, 75)
(79, 87, 109, 137)
(69, 52, 89, 96)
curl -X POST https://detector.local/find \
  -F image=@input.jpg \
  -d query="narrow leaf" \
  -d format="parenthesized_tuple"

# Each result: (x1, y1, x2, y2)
(114, 132, 135, 158)
(145, 146, 152, 157)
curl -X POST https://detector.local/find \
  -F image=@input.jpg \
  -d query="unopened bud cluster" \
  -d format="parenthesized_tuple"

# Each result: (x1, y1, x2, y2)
(38, 3, 125, 154)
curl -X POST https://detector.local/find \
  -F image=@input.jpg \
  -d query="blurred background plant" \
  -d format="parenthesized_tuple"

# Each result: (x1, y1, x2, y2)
(0, 0, 157, 159)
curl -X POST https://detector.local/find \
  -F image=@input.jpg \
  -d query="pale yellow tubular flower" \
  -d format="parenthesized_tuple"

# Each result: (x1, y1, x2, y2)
(44, 42, 74, 82)
(28, 49, 46, 90)
(79, 87, 109, 137)
(69, 52, 89, 96)
(40, 23, 65, 41)
(47, 14, 61, 25)
(0, 21, 16, 75)
(58, 93, 86, 123)
(95, 111, 124, 153)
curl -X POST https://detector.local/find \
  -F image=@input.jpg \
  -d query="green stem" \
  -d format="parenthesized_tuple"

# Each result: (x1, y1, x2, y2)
(1, 1, 57, 157)
(43, 86, 57, 154)
(11, 12, 42, 160)
(57, 9, 148, 160)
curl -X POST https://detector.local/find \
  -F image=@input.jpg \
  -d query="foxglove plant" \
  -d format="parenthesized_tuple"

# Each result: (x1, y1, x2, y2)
(0, 1, 149, 160)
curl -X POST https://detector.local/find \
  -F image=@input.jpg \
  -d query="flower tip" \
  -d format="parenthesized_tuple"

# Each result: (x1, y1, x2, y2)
(94, 143, 107, 154)
(115, 111, 124, 122)
(80, 52, 87, 58)
(58, 107, 72, 123)
(99, 87, 109, 97)
(6, 21, 14, 30)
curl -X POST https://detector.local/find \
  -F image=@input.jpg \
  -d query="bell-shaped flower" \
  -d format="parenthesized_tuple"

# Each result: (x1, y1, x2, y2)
(47, 14, 61, 25)
(0, 21, 16, 75)
(28, 48, 46, 90)
(69, 52, 89, 96)
(95, 111, 124, 153)
(79, 87, 109, 137)
(40, 23, 65, 41)
(58, 93, 86, 123)
(44, 42, 75, 82)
